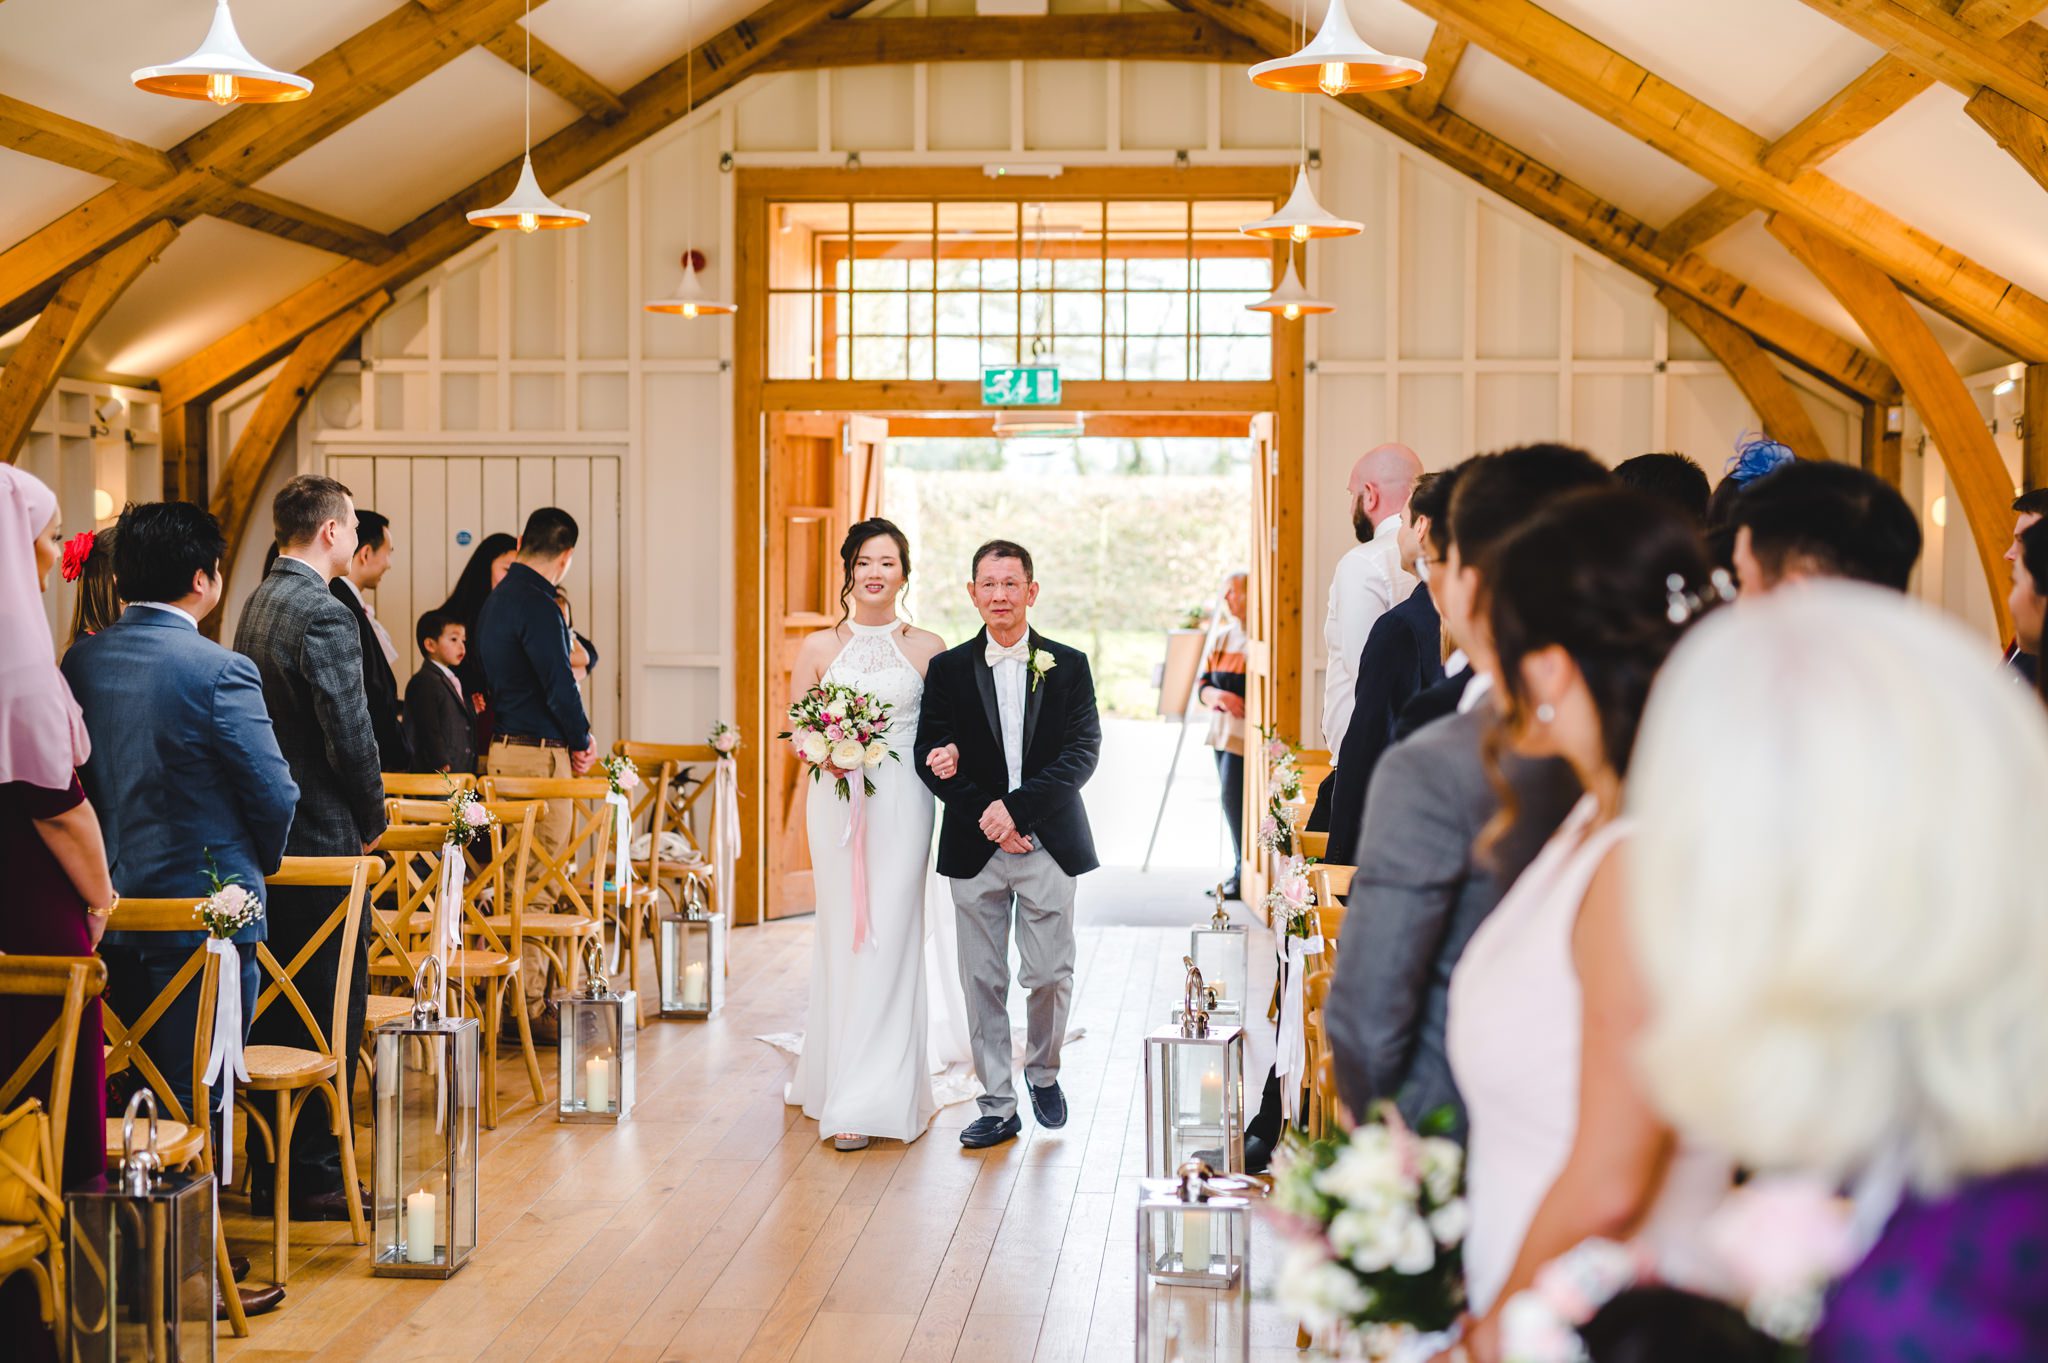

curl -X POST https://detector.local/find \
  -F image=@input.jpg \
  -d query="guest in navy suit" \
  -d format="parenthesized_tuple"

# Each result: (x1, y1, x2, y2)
(62, 502, 298, 1144)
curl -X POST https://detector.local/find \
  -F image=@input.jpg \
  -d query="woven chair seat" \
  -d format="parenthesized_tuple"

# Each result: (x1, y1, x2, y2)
(634, 857, 709, 875)
(241, 1045, 337, 1088)
(480, 912, 598, 938)
(0, 1223, 45, 1274)
(364, 994, 413, 1025)
(104, 1117, 203, 1169)
(439, 948, 516, 976)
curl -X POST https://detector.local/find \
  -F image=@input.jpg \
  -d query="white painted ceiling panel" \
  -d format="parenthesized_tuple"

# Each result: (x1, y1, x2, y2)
(522, 0, 772, 94)
(0, 150, 108, 254)
(72, 217, 339, 378)
(0, 0, 408, 150)
(253, 48, 582, 234)
(1443, 48, 1718, 226)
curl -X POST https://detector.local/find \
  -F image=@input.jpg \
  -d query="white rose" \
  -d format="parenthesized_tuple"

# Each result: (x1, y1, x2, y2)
(1500, 1291, 1587, 1363)
(1428, 1197, 1469, 1248)
(1392, 1211, 1437, 1274)
(1275, 1242, 1368, 1333)
(1316, 1132, 1413, 1205)
(1419, 1136, 1463, 1205)
(863, 740, 888, 768)
(825, 700, 848, 720)
(830, 738, 866, 771)
(1031, 649, 1056, 675)
(800, 732, 829, 765)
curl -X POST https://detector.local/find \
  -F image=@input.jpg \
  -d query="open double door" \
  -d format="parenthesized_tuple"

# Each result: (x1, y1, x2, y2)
(763, 412, 887, 919)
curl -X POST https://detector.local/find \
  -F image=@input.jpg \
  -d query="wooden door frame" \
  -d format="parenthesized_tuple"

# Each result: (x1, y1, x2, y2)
(732, 165, 1306, 925)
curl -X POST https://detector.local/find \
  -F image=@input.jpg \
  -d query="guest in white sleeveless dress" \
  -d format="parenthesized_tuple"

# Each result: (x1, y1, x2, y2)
(785, 520, 948, 1149)
(1440, 490, 1732, 1360)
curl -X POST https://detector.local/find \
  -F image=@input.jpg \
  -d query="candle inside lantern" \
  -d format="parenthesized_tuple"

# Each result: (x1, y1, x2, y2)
(1199, 1063, 1223, 1125)
(1182, 1210, 1211, 1274)
(682, 960, 707, 1008)
(405, 1188, 436, 1263)
(584, 1054, 611, 1112)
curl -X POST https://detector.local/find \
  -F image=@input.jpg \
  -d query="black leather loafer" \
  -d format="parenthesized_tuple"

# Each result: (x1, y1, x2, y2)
(958, 1113, 1022, 1149)
(1028, 1081, 1068, 1130)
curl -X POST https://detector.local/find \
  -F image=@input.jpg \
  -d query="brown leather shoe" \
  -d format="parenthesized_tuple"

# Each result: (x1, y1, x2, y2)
(220, 1282, 286, 1316)
(230, 1253, 250, 1282)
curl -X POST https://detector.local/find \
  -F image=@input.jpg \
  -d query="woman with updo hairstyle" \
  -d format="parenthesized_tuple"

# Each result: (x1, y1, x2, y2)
(1434, 489, 1734, 1362)
(784, 517, 952, 1152)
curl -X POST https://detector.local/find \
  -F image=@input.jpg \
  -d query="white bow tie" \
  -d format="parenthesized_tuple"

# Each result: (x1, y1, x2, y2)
(985, 636, 1030, 667)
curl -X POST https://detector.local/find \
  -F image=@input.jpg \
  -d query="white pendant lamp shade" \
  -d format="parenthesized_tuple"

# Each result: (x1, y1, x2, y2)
(1248, 257, 1333, 321)
(132, 0, 312, 105)
(1241, 169, 1361, 242)
(645, 254, 736, 317)
(1248, 0, 1426, 95)
(468, 155, 589, 233)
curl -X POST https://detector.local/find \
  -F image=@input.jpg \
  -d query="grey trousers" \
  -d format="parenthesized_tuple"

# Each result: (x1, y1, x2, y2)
(950, 844, 1077, 1120)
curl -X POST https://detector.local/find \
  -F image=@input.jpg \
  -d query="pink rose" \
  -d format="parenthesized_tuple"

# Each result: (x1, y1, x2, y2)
(714, 733, 738, 753)
(1282, 873, 1310, 905)
(463, 802, 490, 827)
(1705, 1175, 1857, 1299)
(617, 768, 641, 791)
(216, 883, 250, 914)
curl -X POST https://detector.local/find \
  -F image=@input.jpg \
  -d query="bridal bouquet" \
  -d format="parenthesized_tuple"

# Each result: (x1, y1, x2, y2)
(779, 682, 896, 799)
(1269, 1107, 1469, 1355)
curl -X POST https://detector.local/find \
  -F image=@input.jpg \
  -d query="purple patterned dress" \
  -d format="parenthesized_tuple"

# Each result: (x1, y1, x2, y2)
(1812, 1165, 2048, 1361)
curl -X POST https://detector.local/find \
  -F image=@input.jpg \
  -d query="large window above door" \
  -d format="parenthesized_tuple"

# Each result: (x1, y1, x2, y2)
(766, 199, 1278, 383)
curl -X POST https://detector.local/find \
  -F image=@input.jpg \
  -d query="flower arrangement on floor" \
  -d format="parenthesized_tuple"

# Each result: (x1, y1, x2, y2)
(779, 682, 895, 799)
(1269, 1105, 1469, 1358)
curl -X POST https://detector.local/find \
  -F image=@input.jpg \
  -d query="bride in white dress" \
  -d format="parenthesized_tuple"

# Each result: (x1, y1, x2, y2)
(785, 519, 948, 1149)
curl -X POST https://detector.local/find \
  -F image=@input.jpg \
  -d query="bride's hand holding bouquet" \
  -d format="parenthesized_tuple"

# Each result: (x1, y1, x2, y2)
(780, 682, 896, 799)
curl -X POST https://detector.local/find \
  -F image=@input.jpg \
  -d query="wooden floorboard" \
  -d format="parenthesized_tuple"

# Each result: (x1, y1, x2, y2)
(214, 916, 1284, 1363)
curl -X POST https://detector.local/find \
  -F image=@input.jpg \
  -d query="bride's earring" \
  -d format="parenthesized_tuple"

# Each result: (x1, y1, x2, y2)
(1534, 703, 1556, 724)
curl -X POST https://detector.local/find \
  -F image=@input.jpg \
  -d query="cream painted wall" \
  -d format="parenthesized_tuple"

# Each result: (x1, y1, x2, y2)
(209, 56, 1868, 748)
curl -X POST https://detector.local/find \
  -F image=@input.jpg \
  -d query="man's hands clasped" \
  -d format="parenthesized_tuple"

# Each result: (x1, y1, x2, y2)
(924, 744, 1032, 854)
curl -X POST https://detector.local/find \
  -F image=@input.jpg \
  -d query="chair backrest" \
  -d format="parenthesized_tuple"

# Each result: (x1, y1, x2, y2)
(384, 772, 475, 799)
(1296, 747, 1334, 803)
(388, 797, 453, 825)
(1311, 899, 1347, 958)
(1297, 830, 1330, 861)
(1311, 862, 1355, 902)
(252, 857, 377, 1061)
(478, 776, 615, 919)
(614, 741, 722, 908)
(95, 901, 222, 1132)
(368, 804, 543, 988)
(0, 955, 106, 1205)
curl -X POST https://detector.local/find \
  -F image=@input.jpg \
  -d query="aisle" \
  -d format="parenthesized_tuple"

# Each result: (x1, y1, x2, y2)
(216, 920, 1297, 1362)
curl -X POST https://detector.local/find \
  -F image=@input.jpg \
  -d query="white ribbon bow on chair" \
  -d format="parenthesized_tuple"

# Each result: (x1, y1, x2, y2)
(1275, 932, 1324, 1124)
(712, 757, 741, 930)
(200, 936, 249, 1181)
(606, 790, 634, 959)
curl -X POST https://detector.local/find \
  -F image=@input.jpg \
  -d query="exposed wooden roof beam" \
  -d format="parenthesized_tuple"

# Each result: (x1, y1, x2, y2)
(1794, 0, 2048, 122)
(479, 24, 627, 123)
(1175, 0, 1894, 400)
(209, 180, 395, 263)
(0, 0, 541, 337)
(1656, 287, 1832, 463)
(1966, 86, 2048, 191)
(160, 0, 867, 411)
(0, 92, 180, 188)
(1770, 213, 2015, 635)
(1654, 190, 1754, 260)
(1383, 0, 2048, 358)
(758, 12, 1265, 69)
(1403, 24, 1469, 119)
(0, 222, 177, 464)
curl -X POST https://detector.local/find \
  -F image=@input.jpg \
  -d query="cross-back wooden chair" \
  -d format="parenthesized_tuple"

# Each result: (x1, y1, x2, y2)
(1297, 829, 1331, 861)
(476, 776, 612, 1000)
(1304, 966, 1337, 1139)
(1310, 864, 1353, 972)
(612, 742, 724, 1016)
(384, 772, 474, 799)
(366, 803, 547, 1128)
(239, 856, 375, 1283)
(0, 955, 103, 1354)
(94, 900, 250, 1334)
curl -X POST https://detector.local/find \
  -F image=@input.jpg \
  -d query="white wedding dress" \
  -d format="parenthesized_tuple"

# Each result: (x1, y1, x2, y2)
(785, 619, 944, 1142)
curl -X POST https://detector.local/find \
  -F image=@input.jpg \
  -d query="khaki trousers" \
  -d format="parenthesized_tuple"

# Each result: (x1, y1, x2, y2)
(487, 738, 573, 1014)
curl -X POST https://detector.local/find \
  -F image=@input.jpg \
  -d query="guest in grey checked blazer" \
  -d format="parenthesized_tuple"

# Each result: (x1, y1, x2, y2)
(234, 473, 387, 1217)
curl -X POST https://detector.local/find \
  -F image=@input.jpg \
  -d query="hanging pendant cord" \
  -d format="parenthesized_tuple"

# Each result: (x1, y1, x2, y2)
(524, 0, 533, 154)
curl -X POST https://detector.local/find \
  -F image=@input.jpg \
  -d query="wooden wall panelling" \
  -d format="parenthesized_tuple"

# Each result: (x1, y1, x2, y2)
(0, 222, 177, 465)
(1656, 288, 1833, 463)
(1770, 215, 2014, 636)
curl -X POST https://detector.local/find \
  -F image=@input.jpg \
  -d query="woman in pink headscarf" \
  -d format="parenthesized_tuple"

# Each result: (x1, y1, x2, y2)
(0, 465, 114, 1360)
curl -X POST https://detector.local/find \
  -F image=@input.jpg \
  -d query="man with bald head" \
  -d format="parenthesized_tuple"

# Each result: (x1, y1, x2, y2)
(1306, 442, 1423, 832)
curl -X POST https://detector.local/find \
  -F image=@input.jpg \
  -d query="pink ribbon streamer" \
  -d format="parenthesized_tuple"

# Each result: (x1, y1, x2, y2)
(838, 770, 871, 953)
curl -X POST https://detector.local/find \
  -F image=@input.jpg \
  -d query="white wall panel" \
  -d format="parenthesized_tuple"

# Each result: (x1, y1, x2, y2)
(734, 73, 819, 151)
(1316, 121, 1390, 362)
(1119, 63, 1206, 151)
(1024, 61, 1106, 151)
(1475, 205, 1560, 360)
(928, 62, 1010, 150)
(833, 65, 917, 151)
(1397, 160, 1465, 361)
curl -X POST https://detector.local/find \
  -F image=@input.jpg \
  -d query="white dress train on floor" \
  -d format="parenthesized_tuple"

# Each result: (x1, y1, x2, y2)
(784, 620, 940, 1143)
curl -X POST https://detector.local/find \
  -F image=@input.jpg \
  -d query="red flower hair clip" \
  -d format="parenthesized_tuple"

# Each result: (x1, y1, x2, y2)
(60, 531, 95, 583)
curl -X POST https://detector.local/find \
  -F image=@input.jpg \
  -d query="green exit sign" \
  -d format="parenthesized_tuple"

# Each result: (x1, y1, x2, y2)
(981, 365, 1061, 407)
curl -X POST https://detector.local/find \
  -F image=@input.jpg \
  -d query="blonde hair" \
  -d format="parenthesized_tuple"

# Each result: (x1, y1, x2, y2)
(1627, 582, 2048, 1194)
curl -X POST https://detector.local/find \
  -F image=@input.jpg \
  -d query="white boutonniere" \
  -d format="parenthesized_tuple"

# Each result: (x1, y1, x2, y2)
(1029, 647, 1055, 692)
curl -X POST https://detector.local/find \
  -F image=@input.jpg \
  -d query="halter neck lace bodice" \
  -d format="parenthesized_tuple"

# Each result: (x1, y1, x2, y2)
(825, 619, 923, 752)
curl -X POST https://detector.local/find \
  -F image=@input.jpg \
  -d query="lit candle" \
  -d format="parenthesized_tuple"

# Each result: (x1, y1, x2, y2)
(682, 961, 707, 1008)
(405, 1188, 436, 1264)
(1181, 1211, 1211, 1274)
(1199, 1064, 1224, 1126)
(584, 1054, 611, 1112)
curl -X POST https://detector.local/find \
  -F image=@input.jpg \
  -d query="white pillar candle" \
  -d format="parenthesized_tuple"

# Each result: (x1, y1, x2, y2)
(1199, 1063, 1224, 1126)
(584, 1054, 611, 1112)
(405, 1189, 436, 1264)
(682, 960, 707, 1008)
(1181, 1211, 1211, 1274)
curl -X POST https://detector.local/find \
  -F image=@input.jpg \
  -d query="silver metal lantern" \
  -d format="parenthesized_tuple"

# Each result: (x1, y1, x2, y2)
(66, 1091, 215, 1362)
(371, 957, 479, 1278)
(557, 939, 635, 1123)
(657, 874, 724, 1019)
(1188, 889, 1249, 1022)
(1143, 958, 1245, 1176)
(1134, 1158, 1252, 1363)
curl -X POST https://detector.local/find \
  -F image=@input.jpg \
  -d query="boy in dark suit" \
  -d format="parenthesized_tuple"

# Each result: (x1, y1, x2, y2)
(406, 609, 477, 775)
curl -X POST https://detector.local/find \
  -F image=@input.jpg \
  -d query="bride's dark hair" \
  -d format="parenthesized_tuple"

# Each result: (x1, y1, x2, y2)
(838, 518, 913, 624)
